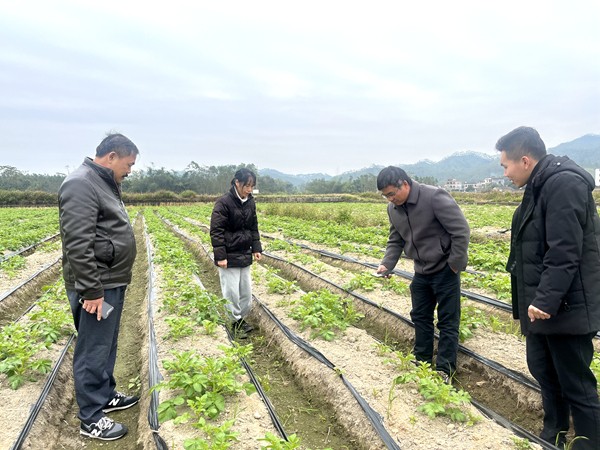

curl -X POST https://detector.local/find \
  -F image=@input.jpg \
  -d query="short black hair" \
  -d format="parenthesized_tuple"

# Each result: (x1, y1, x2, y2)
(96, 133, 139, 158)
(376, 166, 412, 191)
(495, 126, 546, 161)
(231, 168, 256, 187)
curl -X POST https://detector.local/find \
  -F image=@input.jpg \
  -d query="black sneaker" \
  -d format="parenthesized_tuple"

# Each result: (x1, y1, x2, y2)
(231, 320, 249, 339)
(239, 319, 254, 333)
(103, 391, 139, 413)
(80, 417, 128, 440)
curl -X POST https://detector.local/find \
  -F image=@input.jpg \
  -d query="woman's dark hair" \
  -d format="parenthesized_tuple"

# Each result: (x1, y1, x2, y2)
(231, 168, 256, 186)
(376, 166, 412, 191)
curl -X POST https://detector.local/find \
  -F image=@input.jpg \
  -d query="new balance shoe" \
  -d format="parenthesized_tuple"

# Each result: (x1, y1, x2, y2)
(80, 416, 128, 440)
(103, 391, 139, 413)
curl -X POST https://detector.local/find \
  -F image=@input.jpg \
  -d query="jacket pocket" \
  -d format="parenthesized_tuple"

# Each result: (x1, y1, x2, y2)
(94, 237, 115, 267)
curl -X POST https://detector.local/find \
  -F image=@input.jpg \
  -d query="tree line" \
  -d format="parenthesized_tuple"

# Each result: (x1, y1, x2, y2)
(1, 163, 428, 195)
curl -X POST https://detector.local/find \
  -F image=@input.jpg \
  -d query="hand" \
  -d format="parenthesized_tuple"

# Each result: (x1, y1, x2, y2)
(528, 305, 551, 322)
(253, 252, 262, 261)
(376, 265, 392, 278)
(80, 297, 105, 321)
(217, 259, 227, 268)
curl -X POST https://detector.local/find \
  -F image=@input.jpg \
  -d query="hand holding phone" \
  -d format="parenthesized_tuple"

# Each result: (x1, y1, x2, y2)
(372, 269, 393, 278)
(79, 298, 115, 320)
(100, 302, 115, 319)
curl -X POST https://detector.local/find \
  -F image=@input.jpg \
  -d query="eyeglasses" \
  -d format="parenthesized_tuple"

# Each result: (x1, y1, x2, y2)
(381, 187, 399, 199)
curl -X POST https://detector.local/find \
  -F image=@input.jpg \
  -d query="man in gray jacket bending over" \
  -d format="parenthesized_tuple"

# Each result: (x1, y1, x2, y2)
(59, 133, 140, 441)
(376, 166, 470, 383)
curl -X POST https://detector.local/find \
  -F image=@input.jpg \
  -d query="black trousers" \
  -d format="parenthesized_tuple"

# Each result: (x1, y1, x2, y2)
(68, 286, 126, 424)
(410, 264, 461, 374)
(526, 333, 600, 450)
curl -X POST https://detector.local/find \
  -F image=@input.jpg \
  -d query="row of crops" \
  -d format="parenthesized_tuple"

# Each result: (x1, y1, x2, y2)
(1, 201, 599, 449)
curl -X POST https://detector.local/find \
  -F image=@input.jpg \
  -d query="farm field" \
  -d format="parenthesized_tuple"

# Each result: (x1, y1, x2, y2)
(1, 201, 599, 450)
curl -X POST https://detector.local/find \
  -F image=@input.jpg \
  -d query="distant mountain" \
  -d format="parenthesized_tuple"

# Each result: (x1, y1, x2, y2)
(259, 168, 332, 187)
(550, 134, 600, 168)
(260, 134, 600, 186)
(401, 151, 501, 183)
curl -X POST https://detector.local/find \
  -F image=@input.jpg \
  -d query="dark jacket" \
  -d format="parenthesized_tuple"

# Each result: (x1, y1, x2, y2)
(506, 154, 600, 335)
(381, 181, 470, 275)
(210, 186, 262, 268)
(58, 158, 137, 300)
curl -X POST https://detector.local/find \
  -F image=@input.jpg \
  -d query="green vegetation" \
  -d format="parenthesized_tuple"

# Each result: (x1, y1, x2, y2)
(384, 348, 478, 424)
(511, 436, 533, 449)
(290, 289, 363, 341)
(144, 210, 226, 338)
(153, 345, 256, 449)
(0, 281, 73, 389)
(0, 207, 58, 253)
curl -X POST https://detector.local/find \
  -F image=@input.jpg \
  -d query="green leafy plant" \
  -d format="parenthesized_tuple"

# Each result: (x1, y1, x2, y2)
(591, 353, 600, 385)
(511, 436, 533, 449)
(344, 273, 378, 292)
(385, 349, 477, 424)
(164, 316, 196, 340)
(128, 375, 141, 392)
(154, 344, 256, 423)
(0, 280, 72, 389)
(259, 433, 302, 449)
(267, 276, 299, 295)
(0, 255, 26, 277)
(381, 276, 410, 296)
(458, 304, 487, 342)
(556, 432, 589, 450)
(290, 289, 363, 341)
(183, 418, 239, 450)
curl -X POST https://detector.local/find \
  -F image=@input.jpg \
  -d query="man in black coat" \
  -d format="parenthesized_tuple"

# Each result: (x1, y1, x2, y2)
(497, 126, 600, 449)
(59, 133, 140, 440)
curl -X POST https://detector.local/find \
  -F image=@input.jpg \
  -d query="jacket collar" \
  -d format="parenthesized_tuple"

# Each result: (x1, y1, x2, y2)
(228, 185, 252, 205)
(83, 157, 121, 196)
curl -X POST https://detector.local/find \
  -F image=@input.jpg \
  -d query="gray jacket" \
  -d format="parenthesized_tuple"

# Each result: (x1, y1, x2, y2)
(58, 158, 136, 299)
(381, 181, 470, 275)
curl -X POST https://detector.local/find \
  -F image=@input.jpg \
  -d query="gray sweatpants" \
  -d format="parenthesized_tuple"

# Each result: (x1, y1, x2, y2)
(218, 266, 252, 321)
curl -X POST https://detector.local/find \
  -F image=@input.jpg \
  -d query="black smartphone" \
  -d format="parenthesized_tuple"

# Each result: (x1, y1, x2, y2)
(79, 298, 115, 319)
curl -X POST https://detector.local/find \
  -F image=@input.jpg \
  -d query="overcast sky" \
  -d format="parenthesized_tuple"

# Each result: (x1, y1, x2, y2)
(1, 0, 599, 176)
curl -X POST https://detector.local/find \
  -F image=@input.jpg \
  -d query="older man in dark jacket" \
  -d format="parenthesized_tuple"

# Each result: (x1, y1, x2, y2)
(498, 126, 600, 450)
(376, 166, 470, 383)
(59, 133, 140, 441)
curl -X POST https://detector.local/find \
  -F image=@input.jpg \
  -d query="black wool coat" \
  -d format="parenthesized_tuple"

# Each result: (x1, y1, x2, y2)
(210, 186, 262, 268)
(506, 154, 600, 335)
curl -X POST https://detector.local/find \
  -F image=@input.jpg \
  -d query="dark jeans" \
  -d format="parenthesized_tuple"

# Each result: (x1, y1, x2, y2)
(526, 333, 600, 450)
(68, 286, 126, 424)
(409, 264, 461, 374)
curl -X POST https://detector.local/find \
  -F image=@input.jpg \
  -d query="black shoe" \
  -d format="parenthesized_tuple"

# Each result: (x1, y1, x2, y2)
(239, 319, 254, 333)
(80, 417, 128, 440)
(103, 391, 139, 413)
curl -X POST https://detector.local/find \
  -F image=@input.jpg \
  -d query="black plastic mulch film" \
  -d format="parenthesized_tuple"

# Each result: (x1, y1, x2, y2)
(263, 247, 564, 450)
(10, 334, 76, 450)
(255, 295, 402, 450)
(144, 225, 169, 450)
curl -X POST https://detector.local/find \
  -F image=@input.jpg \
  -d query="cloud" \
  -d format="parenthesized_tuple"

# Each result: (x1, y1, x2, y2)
(0, 0, 598, 175)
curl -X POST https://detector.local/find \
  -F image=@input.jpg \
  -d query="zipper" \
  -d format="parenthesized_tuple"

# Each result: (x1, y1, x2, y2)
(402, 204, 421, 263)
